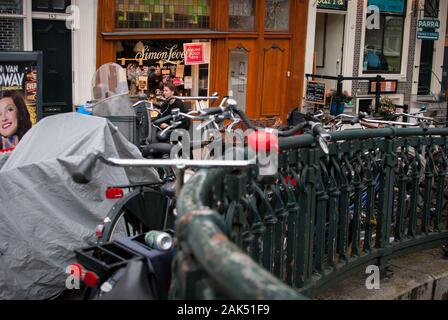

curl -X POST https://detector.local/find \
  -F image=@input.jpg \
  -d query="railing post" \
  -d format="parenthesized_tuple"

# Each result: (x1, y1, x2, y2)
(402, 104, 409, 124)
(337, 75, 344, 115)
(376, 138, 396, 250)
(375, 75, 382, 114)
(294, 147, 318, 288)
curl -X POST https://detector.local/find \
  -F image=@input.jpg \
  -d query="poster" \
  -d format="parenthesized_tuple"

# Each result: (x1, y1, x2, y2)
(0, 52, 43, 151)
(0, 62, 38, 126)
(183, 42, 210, 65)
(184, 76, 193, 90)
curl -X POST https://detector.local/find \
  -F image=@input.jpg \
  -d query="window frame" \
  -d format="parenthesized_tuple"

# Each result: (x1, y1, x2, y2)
(363, 11, 406, 74)
(359, 0, 411, 79)
(0, 0, 30, 51)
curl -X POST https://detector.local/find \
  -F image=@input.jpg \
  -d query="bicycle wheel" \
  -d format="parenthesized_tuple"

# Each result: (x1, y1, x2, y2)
(101, 207, 147, 242)
(99, 189, 171, 243)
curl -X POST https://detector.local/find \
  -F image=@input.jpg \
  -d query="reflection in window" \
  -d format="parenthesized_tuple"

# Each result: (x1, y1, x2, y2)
(0, 0, 22, 14)
(229, 0, 256, 30)
(32, 0, 71, 12)
(265, 0, 290, 30)
(116, 40, 211, 98)
(228, 47, 249, 112)
(424, 0, 439, 18)
(364, 2, 405, 73)
(116, 0, 210, 29)
(0, 18, 23, 50)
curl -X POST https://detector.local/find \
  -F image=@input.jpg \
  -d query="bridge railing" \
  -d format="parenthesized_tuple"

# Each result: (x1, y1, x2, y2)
(173, 127, 448, 299)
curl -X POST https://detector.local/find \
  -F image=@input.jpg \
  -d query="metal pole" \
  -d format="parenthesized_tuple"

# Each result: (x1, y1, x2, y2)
(336, 75, 344, 115)
(375, 75, 382, 114)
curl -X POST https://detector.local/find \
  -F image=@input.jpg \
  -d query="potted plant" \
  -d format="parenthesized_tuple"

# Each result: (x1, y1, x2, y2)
(375, 97, 397, 120)
(326, 90, 352, 116)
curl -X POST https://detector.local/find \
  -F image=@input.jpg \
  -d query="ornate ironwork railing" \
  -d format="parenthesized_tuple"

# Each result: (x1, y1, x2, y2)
(173, 127, 448, 299)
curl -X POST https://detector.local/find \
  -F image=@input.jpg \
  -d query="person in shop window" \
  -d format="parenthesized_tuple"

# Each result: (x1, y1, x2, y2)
(157, 81, 190, 131)
(0, 91, 32, 151)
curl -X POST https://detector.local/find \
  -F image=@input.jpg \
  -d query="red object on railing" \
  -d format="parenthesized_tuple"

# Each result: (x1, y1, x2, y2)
(247, 130, 279, 153)
(285, 175, 297, 187)
(0, 148, 14, 153)
(105, 188, 124, 200)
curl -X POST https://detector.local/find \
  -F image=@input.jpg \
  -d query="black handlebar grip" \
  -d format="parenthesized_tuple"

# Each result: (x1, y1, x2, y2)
(72, 153, 100, 184)
(312, 123, 328, 138)
(231, 107, 258, 130)
(201, 107, 224, 116)
(278, 123, 307, 137)
(154, 115, 173, 126)
(350, 117, 359, 125)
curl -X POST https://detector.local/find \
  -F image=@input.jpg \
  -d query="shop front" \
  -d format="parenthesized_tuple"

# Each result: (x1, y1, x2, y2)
(96, 0, 309, 121)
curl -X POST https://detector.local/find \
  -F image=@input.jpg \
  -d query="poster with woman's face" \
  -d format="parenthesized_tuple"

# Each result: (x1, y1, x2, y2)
(0, 61, 38, 150)
(0, 62, 38, 125)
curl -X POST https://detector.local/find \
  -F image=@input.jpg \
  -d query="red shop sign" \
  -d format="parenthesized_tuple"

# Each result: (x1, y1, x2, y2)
(183, 43, 207, 65)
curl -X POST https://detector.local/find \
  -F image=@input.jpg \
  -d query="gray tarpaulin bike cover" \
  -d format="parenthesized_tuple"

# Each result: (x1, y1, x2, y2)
(0, 113, 160, 300)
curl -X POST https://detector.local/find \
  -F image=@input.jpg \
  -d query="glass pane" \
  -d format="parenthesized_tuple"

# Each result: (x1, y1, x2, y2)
(228, 48, 249, 112)
(32, 0, 70, 12)
(52, 0, 68, 10)
(116, 0, 210, 29)
(0, 18, 23, 51)
(424, 0, 439, 18)
(364, 16, 404, 73)
(0, 0, 23, 14)
(265, 0, 290, 31)
(229, 0, 256, 30)
(32, 0, 50, 11)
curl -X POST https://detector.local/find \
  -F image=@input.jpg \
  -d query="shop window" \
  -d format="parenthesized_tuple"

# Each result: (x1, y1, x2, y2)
(265, 0, 290, 31)
(364, 0, 406, 74)
(229, 0, 256, 30)
(32, 0, 71, 13)
(115, 0, 210, 29)
(116, 40, 210, 99)
(0, 0, 24, 51)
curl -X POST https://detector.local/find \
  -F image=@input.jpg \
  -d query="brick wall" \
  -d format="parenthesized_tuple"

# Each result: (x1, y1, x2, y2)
(0, 0, 23, 51)
(352, 2, 418, 108)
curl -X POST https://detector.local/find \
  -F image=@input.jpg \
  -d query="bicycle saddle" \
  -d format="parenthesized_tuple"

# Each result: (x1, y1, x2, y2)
(142, 143, 174, 159)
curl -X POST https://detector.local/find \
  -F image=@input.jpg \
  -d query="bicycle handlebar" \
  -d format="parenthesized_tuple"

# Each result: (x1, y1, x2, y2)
(200, 107, 226, 117)
(153, 115, 174, 126)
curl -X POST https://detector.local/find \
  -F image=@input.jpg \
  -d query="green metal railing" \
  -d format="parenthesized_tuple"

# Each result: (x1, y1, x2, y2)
(173, 127, 448, 299)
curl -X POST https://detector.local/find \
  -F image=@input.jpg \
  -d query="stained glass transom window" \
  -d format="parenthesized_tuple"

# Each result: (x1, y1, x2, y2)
(116, 0, 210, 29)
(265, 0, 290, 31)
(229, 0, 256, 30)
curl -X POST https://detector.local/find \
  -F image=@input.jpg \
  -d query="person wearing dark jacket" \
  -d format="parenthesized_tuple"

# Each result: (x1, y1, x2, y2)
(157, 82, 190, 131)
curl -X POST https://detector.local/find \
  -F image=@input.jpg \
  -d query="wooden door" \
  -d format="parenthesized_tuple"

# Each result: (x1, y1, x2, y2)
(226, 40, 258, 117)
(259, 39, 291, 119)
